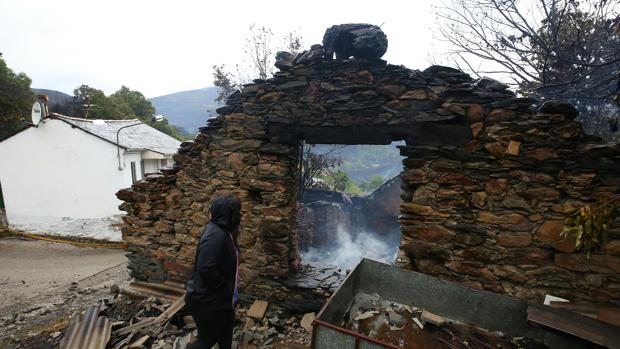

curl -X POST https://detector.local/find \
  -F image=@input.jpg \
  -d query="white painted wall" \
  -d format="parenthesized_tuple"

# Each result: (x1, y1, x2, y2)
(0, 119, 142, 240)
(143, 159, 160, 175)
(162, 157, 174, 169)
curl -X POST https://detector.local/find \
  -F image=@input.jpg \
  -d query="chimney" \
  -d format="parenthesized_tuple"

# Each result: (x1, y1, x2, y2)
(36, 95, 49, 117)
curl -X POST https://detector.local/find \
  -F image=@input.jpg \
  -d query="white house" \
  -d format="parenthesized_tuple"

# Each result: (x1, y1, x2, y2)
(0, 113, 181, 240)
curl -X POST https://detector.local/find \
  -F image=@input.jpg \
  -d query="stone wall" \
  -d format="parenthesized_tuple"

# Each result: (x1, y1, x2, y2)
(297, 201, 351, 251)
(117, 115, 300, 287)
(398, 114, 620, 302)
(117, 44, 620, 303)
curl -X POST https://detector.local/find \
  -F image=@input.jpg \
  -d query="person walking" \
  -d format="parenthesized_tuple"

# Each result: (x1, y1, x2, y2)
(186, 196, 241, 349)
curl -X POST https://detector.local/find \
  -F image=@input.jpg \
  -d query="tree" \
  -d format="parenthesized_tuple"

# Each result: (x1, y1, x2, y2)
(300, 144, 343, 190)
(435, 0, 620, 137)
(72, 85, 120, 119)
(110, 85, 155, 118)
(324, 171, 364, 196)
(146, 117, 190, 141)
(56, 84, 190, 141)
(213, 25, 303, 101)
(332, 171, 351, 192)
(0, 53, 34, 140)
(360, 175, 386, 193)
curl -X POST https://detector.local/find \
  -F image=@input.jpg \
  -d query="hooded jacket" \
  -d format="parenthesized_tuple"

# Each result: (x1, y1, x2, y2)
(186, 197, 240, 311)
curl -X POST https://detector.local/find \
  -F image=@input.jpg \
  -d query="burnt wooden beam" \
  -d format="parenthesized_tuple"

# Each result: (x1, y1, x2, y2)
(267, 122, 472, 147)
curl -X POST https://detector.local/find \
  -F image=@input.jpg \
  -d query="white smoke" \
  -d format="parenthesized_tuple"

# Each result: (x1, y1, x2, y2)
(301, 225, 399, 270)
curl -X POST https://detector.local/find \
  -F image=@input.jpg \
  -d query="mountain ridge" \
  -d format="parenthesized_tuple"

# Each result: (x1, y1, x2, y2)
(148, 86, 221, 134)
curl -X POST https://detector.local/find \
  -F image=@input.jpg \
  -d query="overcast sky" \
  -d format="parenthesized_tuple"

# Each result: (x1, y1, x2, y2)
(0, 0, 452, 98)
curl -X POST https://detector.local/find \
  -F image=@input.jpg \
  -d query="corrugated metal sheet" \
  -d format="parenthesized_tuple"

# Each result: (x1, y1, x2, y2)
(59, 303, 111, 349)
(121, 280, 185, 302)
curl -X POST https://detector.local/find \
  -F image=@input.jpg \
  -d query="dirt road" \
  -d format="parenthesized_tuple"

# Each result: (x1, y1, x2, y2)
(0, 238, 127, 308)
(0, 237, 130, 348)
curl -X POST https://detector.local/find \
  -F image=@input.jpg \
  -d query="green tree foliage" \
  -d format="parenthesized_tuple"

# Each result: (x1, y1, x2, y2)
(55, 85, 189, 141)
(110, 86, 155, 118)
(562, 195, 620, 256)
(332, 171, 350, 192)
(0, 53, 34, 140)
(320, 171, 364, 196)
(302, 144, 402, 196)
(360, 175, 386, 193)
(73, 85, 122, 119)
(145, 117, 190, 141)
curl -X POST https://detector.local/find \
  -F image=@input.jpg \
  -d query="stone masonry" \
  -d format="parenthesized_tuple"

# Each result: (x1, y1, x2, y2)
(117, 43, 620, 303)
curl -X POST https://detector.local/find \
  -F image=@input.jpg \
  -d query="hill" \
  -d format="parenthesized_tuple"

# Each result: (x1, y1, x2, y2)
(32, 88, 72, 108)
(313, 143, 405, 183)
(148, 87, 221, 134)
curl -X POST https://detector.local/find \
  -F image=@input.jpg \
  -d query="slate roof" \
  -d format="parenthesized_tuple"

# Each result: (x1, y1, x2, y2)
(51, 114, 181, 155)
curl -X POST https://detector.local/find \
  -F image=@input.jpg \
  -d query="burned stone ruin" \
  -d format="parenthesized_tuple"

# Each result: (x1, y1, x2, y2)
(117, 26, 620, 304)
(297, 175, 402, 270)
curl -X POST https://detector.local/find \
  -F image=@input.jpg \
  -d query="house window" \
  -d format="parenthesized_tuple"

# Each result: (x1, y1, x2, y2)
(131, 162, 137, 184)
(140, 160, 145, 179)
(161, 159, 168, 167)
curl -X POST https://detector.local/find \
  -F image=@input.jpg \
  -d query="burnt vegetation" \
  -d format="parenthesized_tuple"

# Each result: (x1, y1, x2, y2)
(435, 0, 620, 139)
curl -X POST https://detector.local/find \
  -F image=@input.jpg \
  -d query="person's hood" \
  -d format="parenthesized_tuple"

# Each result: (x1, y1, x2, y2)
(209, 197, 241, 231)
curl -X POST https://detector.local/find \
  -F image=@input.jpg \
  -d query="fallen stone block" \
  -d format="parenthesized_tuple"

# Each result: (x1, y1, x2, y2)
(300, 312, 316, 333)
(421, 309, 445, 326)
(247, 300, 269, 319)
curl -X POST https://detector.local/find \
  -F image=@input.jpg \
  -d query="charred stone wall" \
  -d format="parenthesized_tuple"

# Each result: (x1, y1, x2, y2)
(117, 45, 620, 303)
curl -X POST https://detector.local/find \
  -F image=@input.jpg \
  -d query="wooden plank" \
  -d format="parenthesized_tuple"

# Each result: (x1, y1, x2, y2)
(527, 305, 620, 349)
(548, 301, 598, 318)
(113, 294, 185, 336)
(549, 302, 620, 327)
(598, 307, 620, 328)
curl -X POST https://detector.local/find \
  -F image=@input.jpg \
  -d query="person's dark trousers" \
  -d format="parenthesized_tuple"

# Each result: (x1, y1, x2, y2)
(187, 308, 235, 349)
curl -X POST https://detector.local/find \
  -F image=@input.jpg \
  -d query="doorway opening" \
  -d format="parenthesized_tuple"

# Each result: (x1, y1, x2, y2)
(296, 142, 404, 271)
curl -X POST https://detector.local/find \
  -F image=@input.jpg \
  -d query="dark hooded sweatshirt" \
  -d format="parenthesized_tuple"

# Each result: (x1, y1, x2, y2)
(186, 197, 239, 311)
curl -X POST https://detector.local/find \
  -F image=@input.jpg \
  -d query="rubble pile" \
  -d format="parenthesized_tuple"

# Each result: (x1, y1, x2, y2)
(235, 302, 313, 348)
(0, 268, 131, 349)
(24, 294, 316, 349)
(343, 293, 543, 349)
(283, 262, 348, 292)
(0, 276, 316, 349)
(117, 30, 620, 303)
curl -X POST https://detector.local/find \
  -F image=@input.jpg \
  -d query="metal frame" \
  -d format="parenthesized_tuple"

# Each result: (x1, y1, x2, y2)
(310, 259, 596, 349)
(311, 318, 401, 349)
(310, 261, 400, 349)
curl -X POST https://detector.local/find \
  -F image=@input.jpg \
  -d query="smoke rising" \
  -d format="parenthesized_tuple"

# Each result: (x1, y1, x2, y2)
(301, 225, 399, 270)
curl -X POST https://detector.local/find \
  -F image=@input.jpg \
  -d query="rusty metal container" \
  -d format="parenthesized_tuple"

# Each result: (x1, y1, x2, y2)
(311, 259, 590, 349)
